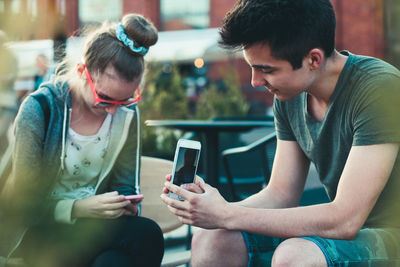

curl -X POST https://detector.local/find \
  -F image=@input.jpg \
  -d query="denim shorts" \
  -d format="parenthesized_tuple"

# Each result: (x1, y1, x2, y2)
(241, 228, 400, 267)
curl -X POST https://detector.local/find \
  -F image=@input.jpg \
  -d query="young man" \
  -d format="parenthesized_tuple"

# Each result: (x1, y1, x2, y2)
(161, 0, 400, 266)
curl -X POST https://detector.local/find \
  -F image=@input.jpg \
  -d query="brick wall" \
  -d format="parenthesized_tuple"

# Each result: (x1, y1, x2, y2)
(210, 0, 385, 59)
(123, 0, 160, 29)
(210, 0, 237, 28)
(332, 0, 385, 59)
(65, 0, 79, 37)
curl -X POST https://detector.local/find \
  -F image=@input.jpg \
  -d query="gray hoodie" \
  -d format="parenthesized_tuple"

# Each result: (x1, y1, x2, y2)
(6, 80, 141, 225)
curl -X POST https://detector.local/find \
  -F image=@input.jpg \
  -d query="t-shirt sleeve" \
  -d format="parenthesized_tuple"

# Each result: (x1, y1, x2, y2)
(273, 98, 296, 141)
(353, 75, 400, 146)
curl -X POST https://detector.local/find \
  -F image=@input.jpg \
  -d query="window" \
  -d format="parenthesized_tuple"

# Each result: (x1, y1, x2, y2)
(10, 0, 21, 13)
(79, 0, 122, 25)
(161, 0, 209, 30)
(384, 0, 400, 68)
(0, 1, 4, 13)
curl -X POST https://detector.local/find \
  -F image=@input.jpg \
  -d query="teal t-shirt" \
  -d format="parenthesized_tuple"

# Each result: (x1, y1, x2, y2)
(273, 51, 400, 227)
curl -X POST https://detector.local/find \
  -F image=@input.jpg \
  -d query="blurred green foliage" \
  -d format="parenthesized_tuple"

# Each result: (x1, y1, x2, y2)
(196, 65, 248, 119)
(139, 63, 248, 158)
(139, 63, 189, 157)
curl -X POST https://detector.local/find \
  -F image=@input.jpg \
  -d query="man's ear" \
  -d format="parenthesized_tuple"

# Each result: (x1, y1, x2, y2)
(307, 48, 324, 70)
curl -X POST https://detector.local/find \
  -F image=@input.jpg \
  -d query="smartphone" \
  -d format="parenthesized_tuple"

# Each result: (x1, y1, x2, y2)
(169, 139, 201, 200)
(125, 194, 144, 200)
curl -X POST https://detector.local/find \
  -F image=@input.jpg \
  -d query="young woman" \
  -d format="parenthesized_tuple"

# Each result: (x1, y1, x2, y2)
(2, 13, 163, 267)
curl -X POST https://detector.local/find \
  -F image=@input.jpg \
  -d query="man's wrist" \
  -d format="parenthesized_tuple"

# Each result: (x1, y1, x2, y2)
(220, 203, 238, 231)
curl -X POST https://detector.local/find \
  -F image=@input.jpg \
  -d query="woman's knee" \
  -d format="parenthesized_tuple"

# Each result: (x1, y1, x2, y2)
(134, 216, 164, 247)
(272, 238, 327, 267)
(124, 216, 164, 265)
(92, 250, 132, 267)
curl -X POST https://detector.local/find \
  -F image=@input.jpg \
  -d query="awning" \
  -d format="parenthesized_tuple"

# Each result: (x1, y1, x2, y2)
(145, 28, 242, 63)
(6, 39, 54, 78)
(7, 28, 243, 78)
(67, 27, 242, 64)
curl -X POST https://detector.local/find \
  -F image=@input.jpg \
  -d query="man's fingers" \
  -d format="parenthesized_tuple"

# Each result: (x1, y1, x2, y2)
(198, 178, 208, 191)
(164, 181, 193, 201)
(195, 176, 205, 184)
(182, 183, 203, 194)
(167, 205, 191, 220)
(160, 193, 189, 210)
(163, 174, 173, 193)
(197, 180, 214, 193)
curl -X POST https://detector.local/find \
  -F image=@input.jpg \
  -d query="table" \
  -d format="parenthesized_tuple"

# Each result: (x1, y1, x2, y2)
(145, 120, 275, 188)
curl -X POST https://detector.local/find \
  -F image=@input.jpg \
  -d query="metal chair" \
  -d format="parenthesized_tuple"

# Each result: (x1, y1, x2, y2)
(221, 131, 277, 201)
(221, 133, 330, 205)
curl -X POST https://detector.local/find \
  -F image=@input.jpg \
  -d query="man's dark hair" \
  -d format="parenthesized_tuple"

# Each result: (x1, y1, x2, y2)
(219, 0, 336, 69)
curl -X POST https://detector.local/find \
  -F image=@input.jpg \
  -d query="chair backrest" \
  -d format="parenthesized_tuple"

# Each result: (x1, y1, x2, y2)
(221, 132, 277, 201)
(140, 156, 182, 233)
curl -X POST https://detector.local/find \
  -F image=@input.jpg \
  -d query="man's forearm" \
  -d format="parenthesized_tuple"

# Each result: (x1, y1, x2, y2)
(235, 185, 300, 209)
(223, 201, 357, 240)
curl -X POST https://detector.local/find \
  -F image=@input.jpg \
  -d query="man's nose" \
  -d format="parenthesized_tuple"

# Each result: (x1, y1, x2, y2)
(251, 69, 266, 88)
(105, 105, 118, 115)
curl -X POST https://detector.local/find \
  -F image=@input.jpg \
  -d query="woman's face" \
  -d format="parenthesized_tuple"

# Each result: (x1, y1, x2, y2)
(82, 64, 141, 115)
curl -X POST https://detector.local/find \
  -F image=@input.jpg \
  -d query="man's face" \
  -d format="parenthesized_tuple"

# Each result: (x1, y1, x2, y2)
(243, 43, 314, 102)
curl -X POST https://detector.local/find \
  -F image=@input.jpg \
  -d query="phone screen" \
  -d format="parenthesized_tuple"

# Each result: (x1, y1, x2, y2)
(172, 147, 200, 187)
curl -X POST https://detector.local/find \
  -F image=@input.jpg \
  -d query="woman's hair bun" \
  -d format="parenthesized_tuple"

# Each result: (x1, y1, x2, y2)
(121, 14, 158, 49)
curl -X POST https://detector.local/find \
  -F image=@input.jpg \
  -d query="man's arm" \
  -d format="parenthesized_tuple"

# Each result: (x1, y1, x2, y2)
(162, 142, 398, 240)
(225, 142, 399, 239)
(236, 139, 310, 209)
(161, 139, 309, 229)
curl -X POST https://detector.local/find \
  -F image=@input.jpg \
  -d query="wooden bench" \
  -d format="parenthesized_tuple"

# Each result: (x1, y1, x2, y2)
(139, 156, 192, 267)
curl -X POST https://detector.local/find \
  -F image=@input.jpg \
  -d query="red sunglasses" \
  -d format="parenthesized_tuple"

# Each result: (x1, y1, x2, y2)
(84, 65, 141, 107)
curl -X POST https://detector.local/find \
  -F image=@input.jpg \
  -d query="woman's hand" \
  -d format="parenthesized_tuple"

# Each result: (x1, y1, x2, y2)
(124, 197, 143, 216)
(72, 191, 131, 219)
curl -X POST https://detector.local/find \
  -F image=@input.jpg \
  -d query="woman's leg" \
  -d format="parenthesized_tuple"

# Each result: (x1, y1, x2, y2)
(90, 216, 164, 267)
(91, 250, 133, 267)
(19, 216, 164, 267)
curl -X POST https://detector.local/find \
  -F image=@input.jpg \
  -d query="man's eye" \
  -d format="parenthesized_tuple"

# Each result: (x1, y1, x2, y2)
(261, 69, 274, 74)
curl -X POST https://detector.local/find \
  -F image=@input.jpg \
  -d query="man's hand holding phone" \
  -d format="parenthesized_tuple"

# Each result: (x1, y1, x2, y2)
(160, 138, 232, 229)
(161, 175, 230, 229)
(163, 174, 204, 195)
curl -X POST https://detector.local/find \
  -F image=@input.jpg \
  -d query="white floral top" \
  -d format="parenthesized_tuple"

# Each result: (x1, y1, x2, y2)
(51, 113, 112, 201)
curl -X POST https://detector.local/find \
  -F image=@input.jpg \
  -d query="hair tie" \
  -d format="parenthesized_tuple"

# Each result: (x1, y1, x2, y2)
(115, 23, 148, 56)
